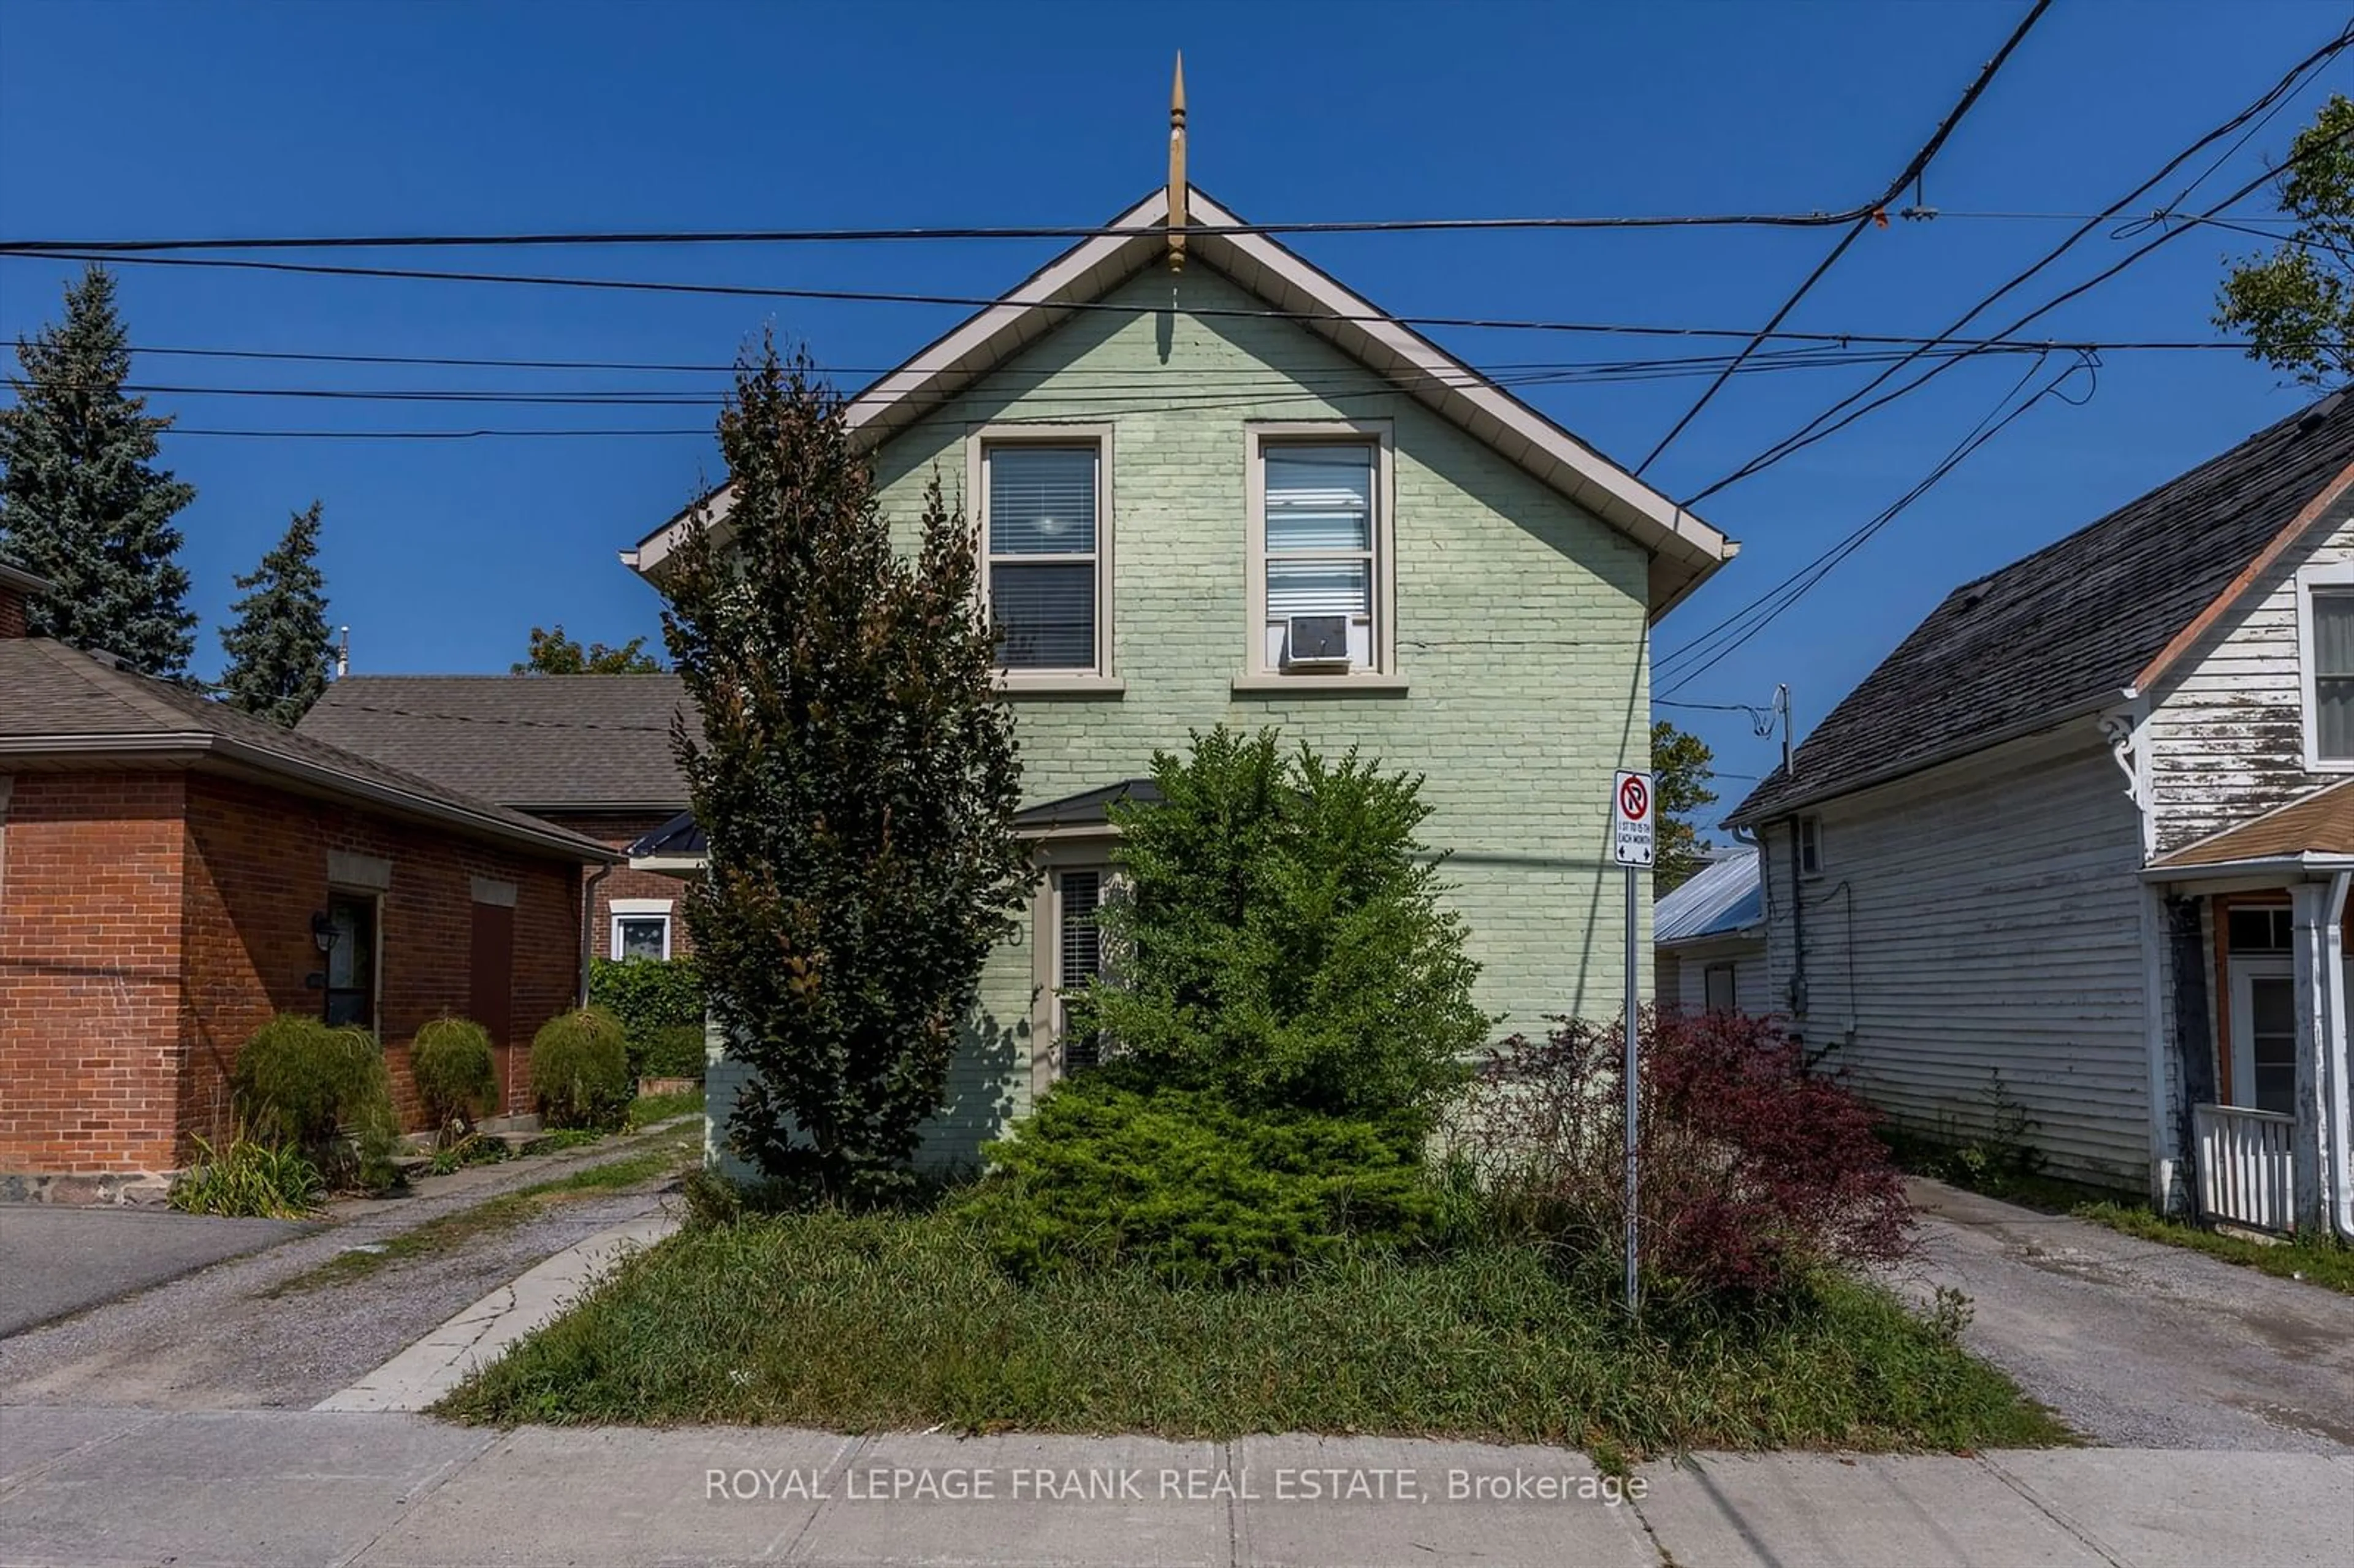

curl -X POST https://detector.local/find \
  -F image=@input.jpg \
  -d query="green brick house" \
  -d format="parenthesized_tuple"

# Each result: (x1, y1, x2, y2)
(622, 185, 1736, 1171)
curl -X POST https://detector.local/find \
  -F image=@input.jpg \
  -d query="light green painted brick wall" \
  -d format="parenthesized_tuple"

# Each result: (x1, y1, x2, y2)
(709, 262, 1654, 1176)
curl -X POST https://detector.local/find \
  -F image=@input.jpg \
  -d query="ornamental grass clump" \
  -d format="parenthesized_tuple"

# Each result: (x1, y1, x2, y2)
(228, 1013, 399, 1190)
(412, 1016, 498, 1138)
(530, 1007, 633, 1131)
(169, 1127, 324, 1218)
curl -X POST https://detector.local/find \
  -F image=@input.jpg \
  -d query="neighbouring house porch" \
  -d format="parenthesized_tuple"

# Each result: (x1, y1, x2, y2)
(2149, 779, 2354, 1237)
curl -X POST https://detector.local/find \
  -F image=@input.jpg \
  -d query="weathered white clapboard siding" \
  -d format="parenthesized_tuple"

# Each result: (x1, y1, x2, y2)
(1761, 723, 2151, 1187)
(1659, 934, 1772, 1016)
(2145, 495, 2354, 854)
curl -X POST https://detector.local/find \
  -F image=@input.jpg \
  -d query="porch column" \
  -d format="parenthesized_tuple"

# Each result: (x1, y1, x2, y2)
(2288, 875, 2350, 1233)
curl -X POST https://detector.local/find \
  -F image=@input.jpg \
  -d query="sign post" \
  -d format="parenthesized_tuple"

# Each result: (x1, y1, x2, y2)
(1610, 769, 1654, 1315)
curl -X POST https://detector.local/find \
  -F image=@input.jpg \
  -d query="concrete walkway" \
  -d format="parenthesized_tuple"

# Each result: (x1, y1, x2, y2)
(1899, 1179, 2354, 1451)
(3, 1405, 2349, 1566)
(315, 1215, 680, 1412)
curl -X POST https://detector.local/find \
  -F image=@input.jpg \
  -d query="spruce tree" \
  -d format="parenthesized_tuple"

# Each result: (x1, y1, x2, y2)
(0, 265, 197, 675)
(663, 341, 1033, 1197)
(219, 501, 334, 726)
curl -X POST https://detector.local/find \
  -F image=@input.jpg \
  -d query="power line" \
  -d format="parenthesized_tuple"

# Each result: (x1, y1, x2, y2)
(0, 208, 2309, 256)
(0, 209, 1895, 254)
(1656, 351, 2092, 696)
(1681, 21, 2354, 507)
(1635, 0, 2052, 475)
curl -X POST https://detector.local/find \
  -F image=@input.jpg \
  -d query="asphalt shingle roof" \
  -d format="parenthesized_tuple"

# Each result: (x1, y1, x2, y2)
(1729, 393, 2354, 824)
(0, 640, 614, 861)
(299, 674, 688, 811)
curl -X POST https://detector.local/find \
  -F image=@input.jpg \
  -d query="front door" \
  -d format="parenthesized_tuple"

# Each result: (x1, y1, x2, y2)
(2229, 961, 2296, 1116)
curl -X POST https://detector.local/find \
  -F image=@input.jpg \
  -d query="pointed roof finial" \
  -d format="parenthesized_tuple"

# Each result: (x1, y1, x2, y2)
(1168, 52, 1188, 273)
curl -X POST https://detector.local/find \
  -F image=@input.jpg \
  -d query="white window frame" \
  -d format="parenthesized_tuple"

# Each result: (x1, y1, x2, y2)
(1797, 814, 1826, 879)
(1240, 421, 1401, 691)
(2295, 561, 2354, 771)
(610, 898, 674, 962)
(966, 424, 1119, 694)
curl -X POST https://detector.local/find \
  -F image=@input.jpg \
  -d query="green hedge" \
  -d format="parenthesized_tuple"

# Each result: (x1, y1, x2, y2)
(962, 1068, 1455, 1285)
(589, 956, 705, 1081)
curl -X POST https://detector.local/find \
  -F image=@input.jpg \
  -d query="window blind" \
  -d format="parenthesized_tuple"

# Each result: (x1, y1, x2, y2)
(988, 446, 1097, 555)
(1265, 446, 1372, 554)
(1059, 870, 1102, 1071)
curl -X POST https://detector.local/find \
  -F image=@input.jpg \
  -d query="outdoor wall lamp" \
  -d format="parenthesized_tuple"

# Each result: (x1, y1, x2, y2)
(310, 910, 338, 954)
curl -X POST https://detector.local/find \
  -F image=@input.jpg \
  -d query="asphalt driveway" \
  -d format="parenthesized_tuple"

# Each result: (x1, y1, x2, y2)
(0, 1206, 311, 1338)
(1896, 1178, 2354, 1451)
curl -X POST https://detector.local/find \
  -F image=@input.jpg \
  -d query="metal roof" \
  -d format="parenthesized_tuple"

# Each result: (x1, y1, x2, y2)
(1653, 847, 1762, 947)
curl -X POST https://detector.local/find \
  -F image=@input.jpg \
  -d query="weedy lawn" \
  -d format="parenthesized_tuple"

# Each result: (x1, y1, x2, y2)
(436, 1206, 2068, 1456)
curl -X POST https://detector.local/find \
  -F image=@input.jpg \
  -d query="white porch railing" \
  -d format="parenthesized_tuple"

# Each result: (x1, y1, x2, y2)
(2192, 1103, 2296, 1233)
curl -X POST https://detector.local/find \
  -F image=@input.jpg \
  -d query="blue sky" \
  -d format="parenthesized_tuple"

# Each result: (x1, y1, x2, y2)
(0, 0, 2345, 812)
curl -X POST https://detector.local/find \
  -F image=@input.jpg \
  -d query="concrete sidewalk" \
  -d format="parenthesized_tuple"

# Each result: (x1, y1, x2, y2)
(3, 1406, 2348, 1567)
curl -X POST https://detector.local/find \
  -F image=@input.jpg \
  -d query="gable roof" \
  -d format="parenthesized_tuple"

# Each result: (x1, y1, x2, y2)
(0, 640, 616, 862)
(1729, 393, 2354, 825)
(1654, 846, 1763, 946)
(622, 186, 1734, 620)
(299, 674, 688, 812)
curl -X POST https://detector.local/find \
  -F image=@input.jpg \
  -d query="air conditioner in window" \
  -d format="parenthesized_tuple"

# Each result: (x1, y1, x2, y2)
(1282, 612, 1352, 669)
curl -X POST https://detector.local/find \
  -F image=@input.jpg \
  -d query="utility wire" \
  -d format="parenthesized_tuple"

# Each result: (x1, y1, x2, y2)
(0, 208, 2307, 256)
(1656, 351, 2092, 696)
(1634, 0, 2052, 476)
(1681, 21, 2354, 507)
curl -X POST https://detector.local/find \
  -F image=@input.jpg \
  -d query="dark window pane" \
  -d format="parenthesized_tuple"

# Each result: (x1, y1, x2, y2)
(324, 893, 376, 1032)
(2250, 976, 2297, 1115)
(617, 917, 668, 962)
(2228, 908, 2292, 953)
(988, 447, 1097, 555)
(991, 562, 1095, 669)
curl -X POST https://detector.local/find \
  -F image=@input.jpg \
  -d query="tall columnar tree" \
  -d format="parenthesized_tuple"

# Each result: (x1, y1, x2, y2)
(2215, 93, 2354, 389)
(513, 623, 663, 674)
(219, 501, 335, 726)
(661, 341, 1033, 1197)
(1651, 720, 1718, 892)
(0, 265, 197, 675)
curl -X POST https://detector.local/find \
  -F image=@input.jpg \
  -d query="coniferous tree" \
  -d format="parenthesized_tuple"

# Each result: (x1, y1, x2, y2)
(0, 265, 197, 675)
(662, 341, 1032, 1197)
(219, 501, 334, 726)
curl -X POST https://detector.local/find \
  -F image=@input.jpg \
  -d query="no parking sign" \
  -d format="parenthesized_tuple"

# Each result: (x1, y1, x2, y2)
(1612, 770, 1654, 867)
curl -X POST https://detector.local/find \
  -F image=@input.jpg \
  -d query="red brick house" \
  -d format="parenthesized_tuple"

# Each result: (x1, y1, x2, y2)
(300, 674, 691, 962)
(0, 568, 617, 1198)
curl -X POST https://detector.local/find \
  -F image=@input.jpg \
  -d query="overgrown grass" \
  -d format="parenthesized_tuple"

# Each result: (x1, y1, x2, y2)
(264, 1141, 691, 1296)
(437, 1206, 2068, 1455)
(2076, 1203, 2354, 1296)
(169, 1133, 324, 1219)
(628, 1086, 704, 1131)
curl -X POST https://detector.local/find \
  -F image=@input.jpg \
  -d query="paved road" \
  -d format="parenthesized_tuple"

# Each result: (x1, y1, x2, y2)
(3, 1408, 2348, 1567)
(0, 1206, 312, 1336)
(0, 1128, 695, 1409)
(1894, 1178, 2354, 1451)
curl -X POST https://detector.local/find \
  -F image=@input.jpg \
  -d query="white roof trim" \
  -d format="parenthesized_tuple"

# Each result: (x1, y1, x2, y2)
(623, 187, 1734, 620)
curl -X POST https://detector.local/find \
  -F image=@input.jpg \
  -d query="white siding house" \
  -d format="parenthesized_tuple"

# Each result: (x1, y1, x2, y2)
(1731, 393, 2354, 1233)
(1653, 847, 1769, 1016)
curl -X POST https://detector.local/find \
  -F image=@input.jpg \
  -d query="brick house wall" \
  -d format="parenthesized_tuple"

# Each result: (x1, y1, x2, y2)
(537, 809, 694, 961)
(0, 584, 27, 639)
(1, 767, 586, 1180)
(0, 772, 190, 1173)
